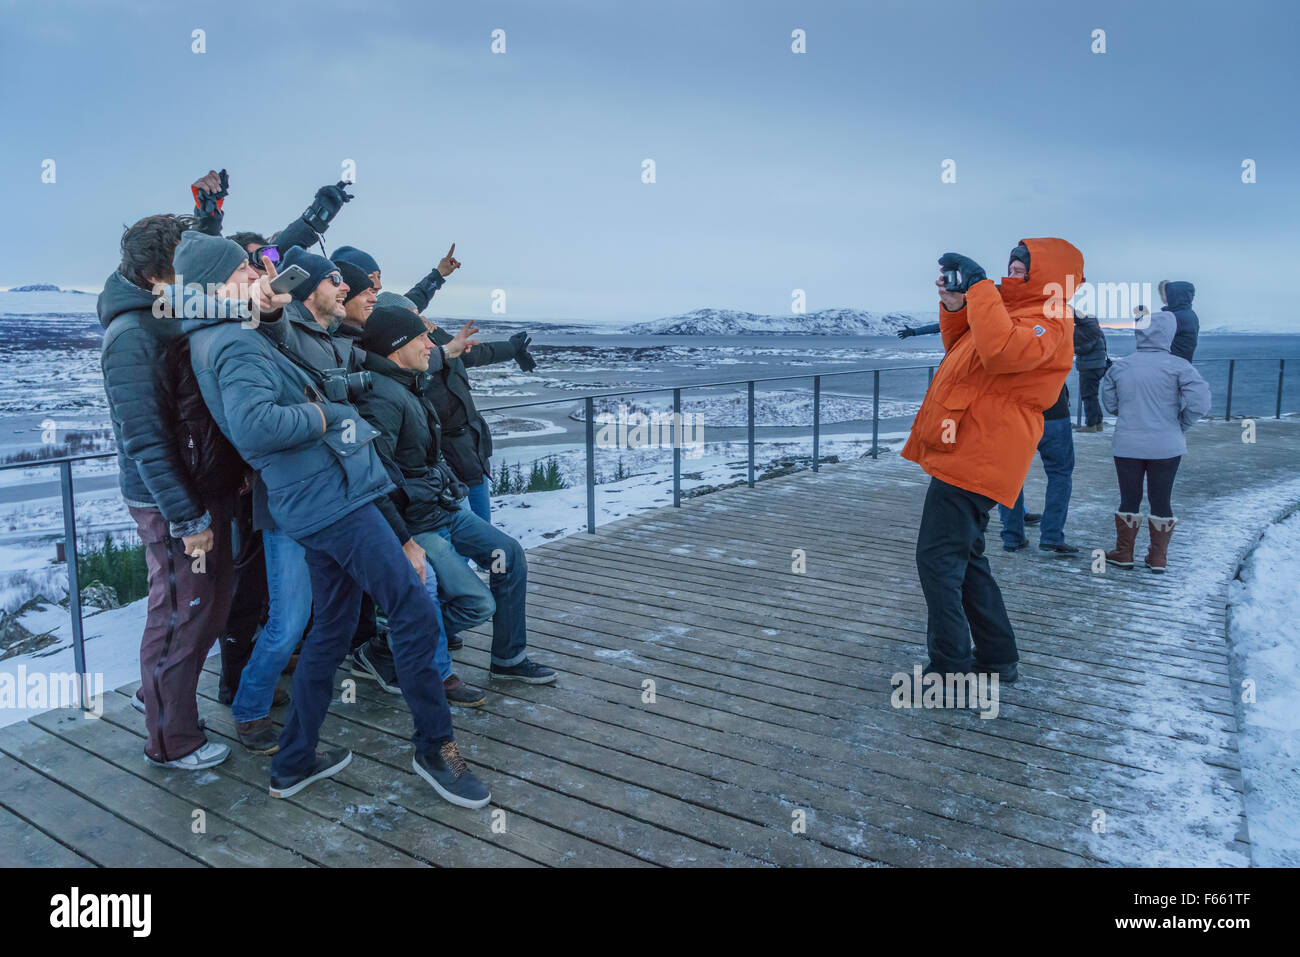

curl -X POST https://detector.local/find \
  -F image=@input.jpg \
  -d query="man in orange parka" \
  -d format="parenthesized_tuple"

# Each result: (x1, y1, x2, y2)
(900, 238, 1082, 682)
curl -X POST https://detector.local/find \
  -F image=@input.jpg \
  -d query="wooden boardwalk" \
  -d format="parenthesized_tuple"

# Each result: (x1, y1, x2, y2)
(3, 418, 1298, 867)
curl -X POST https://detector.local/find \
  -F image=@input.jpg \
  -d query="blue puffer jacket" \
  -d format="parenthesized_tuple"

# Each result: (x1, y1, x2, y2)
(1162, 281, 1199, 362)
(1101, 310, 1211, 459)
(188, 306, 396, 541)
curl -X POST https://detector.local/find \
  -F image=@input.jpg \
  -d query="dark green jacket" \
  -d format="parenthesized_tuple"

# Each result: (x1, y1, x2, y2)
(425, 328, 528, 484)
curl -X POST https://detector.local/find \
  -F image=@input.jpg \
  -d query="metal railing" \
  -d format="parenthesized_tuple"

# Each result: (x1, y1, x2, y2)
(5, 354, 1295, 693)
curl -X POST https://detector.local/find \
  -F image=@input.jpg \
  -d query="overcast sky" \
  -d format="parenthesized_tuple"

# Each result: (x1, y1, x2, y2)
(2, 0, 1296, 327)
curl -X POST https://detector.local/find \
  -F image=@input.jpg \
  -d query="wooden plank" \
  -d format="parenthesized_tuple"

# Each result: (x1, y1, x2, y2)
(0, 747, 200, 868)
(3, 714, 306, 868)
(0, 804, 94, 868)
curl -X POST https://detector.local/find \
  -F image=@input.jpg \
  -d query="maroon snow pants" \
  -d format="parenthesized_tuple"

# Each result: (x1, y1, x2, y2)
(129, 498, 234, 763)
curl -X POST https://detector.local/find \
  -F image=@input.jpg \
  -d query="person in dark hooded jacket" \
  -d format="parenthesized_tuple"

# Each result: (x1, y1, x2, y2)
(1072, 310, 1108, 431)
(388, 246, 537, 523)
(1158, 280, 1199, 362)
(99, 214, 241, 771)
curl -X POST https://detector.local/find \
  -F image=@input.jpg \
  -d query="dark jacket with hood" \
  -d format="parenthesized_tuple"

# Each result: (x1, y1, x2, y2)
(1162, 281, 1199, 363)
(1072, 312, 1108, 370)
(354, 352, 467, 538)
(424, 327, 530, 485)
(98, 271, 227, 538)
(188, 300, 429, 540)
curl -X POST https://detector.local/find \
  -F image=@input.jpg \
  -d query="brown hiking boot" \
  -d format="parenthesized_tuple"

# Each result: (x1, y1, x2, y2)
(237, 717, 280, 755)
(1105, 511, 1141, 568)
(444, 674, 486, 708)
(1145, 516, 1177, 573)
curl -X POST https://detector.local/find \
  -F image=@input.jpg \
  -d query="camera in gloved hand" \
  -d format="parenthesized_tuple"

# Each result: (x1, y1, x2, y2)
(319, 366, 373, 402)
(937, 252, 987, 294)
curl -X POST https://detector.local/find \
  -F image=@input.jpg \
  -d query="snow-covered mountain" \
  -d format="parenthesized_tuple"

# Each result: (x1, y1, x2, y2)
(626, 307, 922, 335)
(4, 284, 91, 295)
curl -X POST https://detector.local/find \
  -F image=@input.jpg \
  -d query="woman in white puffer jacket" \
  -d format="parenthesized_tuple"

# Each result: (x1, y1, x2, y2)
(1100, 307, 1211, 573)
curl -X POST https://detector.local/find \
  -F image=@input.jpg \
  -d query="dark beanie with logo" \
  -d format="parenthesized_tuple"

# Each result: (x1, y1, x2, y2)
(281, 246, 338, 302)
(361, 305, 430, 356)
(336, 260, 372, 303)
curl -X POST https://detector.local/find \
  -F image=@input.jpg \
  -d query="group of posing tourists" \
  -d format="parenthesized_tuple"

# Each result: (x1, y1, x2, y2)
(99, 167, 1217, 796)
(898, 240, 1211, 684)
(100, 170, 551, 807)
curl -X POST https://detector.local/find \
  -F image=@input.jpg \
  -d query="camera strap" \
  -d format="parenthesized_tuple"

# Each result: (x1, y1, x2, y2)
(255, 322, 343, 397)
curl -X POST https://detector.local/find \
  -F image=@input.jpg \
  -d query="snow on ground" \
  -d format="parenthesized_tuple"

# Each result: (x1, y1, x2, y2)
(1226, 506, 1300, 866)
(0, 599, 149, 725)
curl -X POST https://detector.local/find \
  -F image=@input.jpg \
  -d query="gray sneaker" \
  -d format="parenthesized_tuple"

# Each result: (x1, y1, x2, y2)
(144, 741, 229, 770)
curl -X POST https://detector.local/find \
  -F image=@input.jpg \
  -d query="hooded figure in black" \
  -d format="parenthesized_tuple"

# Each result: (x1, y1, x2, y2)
(1159, 281, 1199, 363)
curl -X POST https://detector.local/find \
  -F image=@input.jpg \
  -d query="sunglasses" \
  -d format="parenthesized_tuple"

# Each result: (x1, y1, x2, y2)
(326, 271, 343, 286)
(250, 245, 281, 268)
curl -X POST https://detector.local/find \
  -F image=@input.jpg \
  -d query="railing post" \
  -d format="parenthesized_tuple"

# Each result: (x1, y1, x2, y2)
(927, 366, 934, 386)
(59, 459, 89, 712)
(584, 396, 596, 533)
(746, 380, 755, 488)
(1278, 358, 1285, 420)
(812, 376, 821, 472)
(1225, 359, 1235, 421)
(1076, 374, 1083, 427)
(871, 369, 880, 460)
(672, 388, 682, 507)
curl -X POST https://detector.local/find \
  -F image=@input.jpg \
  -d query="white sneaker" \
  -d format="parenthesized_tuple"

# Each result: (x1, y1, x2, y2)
(145, 741, 229, 770)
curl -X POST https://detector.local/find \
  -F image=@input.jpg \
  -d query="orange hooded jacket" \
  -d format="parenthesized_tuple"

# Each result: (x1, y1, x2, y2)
(900, 237, 1081, 507)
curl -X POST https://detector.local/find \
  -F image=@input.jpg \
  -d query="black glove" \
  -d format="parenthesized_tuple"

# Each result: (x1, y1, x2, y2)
(194, 168, 229, 216)
(511, 331, 537, 372)
(937, 252, 987, 293)
(302, 181, 354, 234)
(896, 326, 915, 340)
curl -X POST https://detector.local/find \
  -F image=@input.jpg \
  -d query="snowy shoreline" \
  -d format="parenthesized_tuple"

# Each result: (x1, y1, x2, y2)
(1226, 504, 1300, 866)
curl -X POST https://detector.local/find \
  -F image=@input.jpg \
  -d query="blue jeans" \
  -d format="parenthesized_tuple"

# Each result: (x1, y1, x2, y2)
(414, 535, 496, 644)
(272, 503, 454, 779)
(416, 503, 526, 667)
(464, 478, 490, 523)
(230, 528, 312, 723)
(366, 558, 455, 681)
(999, 417, 1075, 547)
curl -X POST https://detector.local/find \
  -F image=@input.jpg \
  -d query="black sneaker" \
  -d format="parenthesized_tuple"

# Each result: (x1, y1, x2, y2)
(269, 748, 352, 799)
(352, 641, 401, 694)
(413, 741, 491, 809)
(489, 657, 557, 684)
(1023, 513, 1042, 526)
(446, 634, 464, 651)
(1038, 542, 1079, 556)
(973, 661, 1019, 684)
(1002, 539, 1028, 552)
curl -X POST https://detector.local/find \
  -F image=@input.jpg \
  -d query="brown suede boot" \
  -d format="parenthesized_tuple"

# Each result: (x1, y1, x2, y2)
(1145, 516, 1176, 573)
(1105, 511, 1141, 568)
